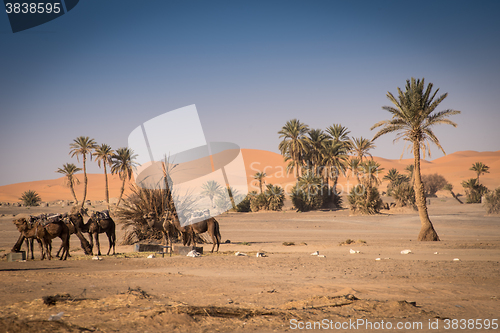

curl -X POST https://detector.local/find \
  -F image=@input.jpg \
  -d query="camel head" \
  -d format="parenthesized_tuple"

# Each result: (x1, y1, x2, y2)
(12, 218, 29, 232)
(143, 212, 157, 228)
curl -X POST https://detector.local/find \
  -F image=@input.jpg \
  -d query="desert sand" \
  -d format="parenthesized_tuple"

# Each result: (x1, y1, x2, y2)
(0, 199, 499, 332)
(0, 149, 499, 332)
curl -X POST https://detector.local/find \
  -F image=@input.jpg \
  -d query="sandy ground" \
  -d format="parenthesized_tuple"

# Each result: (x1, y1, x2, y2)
(0, 198, 499, 332)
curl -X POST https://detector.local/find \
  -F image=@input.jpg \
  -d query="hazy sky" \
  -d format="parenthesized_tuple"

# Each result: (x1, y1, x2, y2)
(1, 0, 499, 186)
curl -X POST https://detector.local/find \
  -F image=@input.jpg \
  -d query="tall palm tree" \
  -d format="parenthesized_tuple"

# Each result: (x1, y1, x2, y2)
(253, 172, 267, 194)
(93, 144, 114, 210)
(371, 77, 460, 241)
(304, 129, 328, 175)
(351, 137, 375, 161)
(321, 141, 348, 194)
(201, 180, 222, 207)
(470, 162, 489, 183)
(325, 124, 352, 151)
(56, 163, 82, 205)
(278, 119, 309, 178)
(111, 147, 138, 207)
(69, 136, 97, 208)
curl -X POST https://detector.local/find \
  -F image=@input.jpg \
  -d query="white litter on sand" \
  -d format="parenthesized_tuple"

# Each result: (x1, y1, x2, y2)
(453, 258, 461, 261)
(147, 254, 155, 258)
(235, 252, 247, 256)
(92, 256, 102, 261)
(400, 249, 412, 255)
(48, 312, 64, 321)
(186, 250, 201, 257)
(375, 258, 381, 261)
(311, 251, 319, 256)
(317, 255, 326, 258)
(350, 249, 360, 254)
(256, 252, 267, 257)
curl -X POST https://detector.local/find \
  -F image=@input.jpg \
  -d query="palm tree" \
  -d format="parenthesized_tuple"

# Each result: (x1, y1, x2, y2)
(253, 172, 267, 194)
(405, 164, 415, 184)
(304, 129, 328, 175)
(201, 180, 222, 207)
(19, 190, 42, 206)
(69, 136, 97, 208)
(321, 141, 348, 194)
(347, 157, 362, 184)
(470, 162, 489, 183)
(359, 160, 384, 188)
(278, 119, 309, 178)
(371, 77, 460, 241)
(111, 147, 138, 207)
(325, 124, 352, 151)
(93, 144, 114, 210)
(351, 137, 375, 161)
(56, 163, 82, 204)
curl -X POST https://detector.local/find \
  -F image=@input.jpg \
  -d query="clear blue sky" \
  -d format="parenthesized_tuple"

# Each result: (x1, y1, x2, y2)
(1, 0, 499, 186)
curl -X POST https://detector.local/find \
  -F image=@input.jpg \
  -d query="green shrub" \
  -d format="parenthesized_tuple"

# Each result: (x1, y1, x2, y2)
(461, 178, 488, 203)
(235, 194, 251, 212)
(265, 184, 285, 211)
(250, 193, 268, 212)
(392, 182, 416, 209)
(347, 185, 383, 214)
(484, 187, 500, 214)
(19, 190, 41, 206)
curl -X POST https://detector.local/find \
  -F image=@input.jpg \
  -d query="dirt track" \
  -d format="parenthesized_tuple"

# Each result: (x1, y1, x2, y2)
(1, 198, 499, 332)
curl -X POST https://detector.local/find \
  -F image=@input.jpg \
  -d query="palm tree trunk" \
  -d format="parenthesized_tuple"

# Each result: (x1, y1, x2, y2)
(81, 156, 88, 209)
(117, 177, 126, 207)
(413, 141, 440, 241)
(70, 183, 79, 205)
(104, 163, 110, 210)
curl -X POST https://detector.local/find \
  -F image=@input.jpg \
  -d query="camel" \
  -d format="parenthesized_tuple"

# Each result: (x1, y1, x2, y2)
(86, 210, 116, 256)
(144, 212, 177, 254)
(11, 225, 43, 260)
(55, 211, 93, 257)
(167, 211, 222, 253)
(12, 217, 70, 260)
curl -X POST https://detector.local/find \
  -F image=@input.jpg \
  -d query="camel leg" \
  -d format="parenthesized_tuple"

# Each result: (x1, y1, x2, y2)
(60, 234, 70, 260)
(210, 229, 216, 253)
(111, 225, 116, 255)
(94, 233, 101, 256)
(88, 233, 94, 255)
(215, 221, 221, 252)
(106, 231, 113, 255)
(42, 239, 51, 260)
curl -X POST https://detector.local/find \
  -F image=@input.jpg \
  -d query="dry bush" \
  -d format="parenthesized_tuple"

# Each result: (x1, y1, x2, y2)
(421, 173, 448, 197)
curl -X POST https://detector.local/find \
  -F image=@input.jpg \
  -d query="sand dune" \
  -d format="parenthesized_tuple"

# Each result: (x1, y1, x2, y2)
(1, 149, 499, 202)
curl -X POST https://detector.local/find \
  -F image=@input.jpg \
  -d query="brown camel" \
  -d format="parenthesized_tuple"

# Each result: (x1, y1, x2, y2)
(55, 211, 93, 257)
(87, 210, 116, 256)
(144, 212, 177, 253)
(11, 224, 44, 259)
(167, 211, 221, 253)
(13, 217, 70, 260)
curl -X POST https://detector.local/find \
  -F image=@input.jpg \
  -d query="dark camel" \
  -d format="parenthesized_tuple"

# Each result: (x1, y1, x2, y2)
(55, 211, 93, 257)
(167, 211, 221, 253)
(87, 211, 116, 256)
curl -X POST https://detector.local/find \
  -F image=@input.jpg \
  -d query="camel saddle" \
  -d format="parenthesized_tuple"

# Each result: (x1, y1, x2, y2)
(95, 210, 110, 221)
(30, 213, 62, 226)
